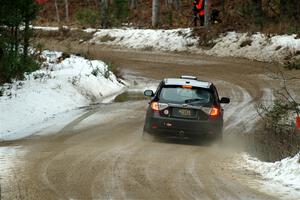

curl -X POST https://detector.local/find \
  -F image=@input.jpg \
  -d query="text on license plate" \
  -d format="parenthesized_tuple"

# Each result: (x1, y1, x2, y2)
(178, 109, 192, 116)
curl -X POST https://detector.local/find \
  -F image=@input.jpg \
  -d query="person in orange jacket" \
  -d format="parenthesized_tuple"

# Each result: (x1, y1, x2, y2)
(192, 0, 205, 26)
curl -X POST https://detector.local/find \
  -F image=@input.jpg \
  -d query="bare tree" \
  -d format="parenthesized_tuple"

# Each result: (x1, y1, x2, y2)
(165, 0, 180, 10)
(129, 0, 138, 10)
(280, 0, 286, 18)
(64, 0, 69, 22)
(94, 0, 99, 6)
(173, 0, 180, 10)
(152, 0, 160, 27)
(253, 0, 263, 14)
(204, 0, 209, 26)
(54, 0, 60, 23)
(252, 0, 263, 29)
(100, 0, 109, 28)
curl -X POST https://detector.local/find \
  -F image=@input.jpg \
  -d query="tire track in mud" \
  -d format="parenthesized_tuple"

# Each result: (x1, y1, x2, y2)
(42, 106, 146, 199)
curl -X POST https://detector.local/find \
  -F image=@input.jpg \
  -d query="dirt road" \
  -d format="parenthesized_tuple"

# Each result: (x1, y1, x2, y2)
(1, 47, 298, 199)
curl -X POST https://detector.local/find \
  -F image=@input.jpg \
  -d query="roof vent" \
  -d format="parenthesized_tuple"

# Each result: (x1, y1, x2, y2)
(180, 75, 197, 80)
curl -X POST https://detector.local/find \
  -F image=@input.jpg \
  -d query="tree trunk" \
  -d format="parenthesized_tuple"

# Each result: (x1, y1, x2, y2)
(253, 0, 263, 30)
(221, 0, 226, 14)
(14, 26, 19, 53)
(54, 0, 60, 23)
(100, 0, 109, 28)
(295, 0, 300, 27)
(94, 0, 99, 6)
(64, 0, 69, 22)
(152, 0, 160, 27)
(255, 0, 263, 13)
(23, 18, 29, 59)
(23, 2, 30, 60)
(129, 0, 137, 9)
(279, 0, 286, 19)
(253, 0, 263, 18)
(204, 0, 209, 26)
(10, 27, 14, 52)
(173, 0, 180, 10)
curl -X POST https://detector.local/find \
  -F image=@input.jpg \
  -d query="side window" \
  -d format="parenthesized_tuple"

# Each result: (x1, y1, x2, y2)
(212, 86, 220, 104)
(154, 81, 163, 100)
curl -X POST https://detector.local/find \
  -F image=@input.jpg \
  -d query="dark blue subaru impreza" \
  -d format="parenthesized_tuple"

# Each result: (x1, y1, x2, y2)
(143, 76, 230, 141)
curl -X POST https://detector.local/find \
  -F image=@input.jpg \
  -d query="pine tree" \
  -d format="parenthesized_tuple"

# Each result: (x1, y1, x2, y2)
(0, 0, 40, 83)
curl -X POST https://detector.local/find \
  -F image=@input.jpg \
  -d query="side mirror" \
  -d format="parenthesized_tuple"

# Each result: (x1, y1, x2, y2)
(144, 90, 154, 97)
(220, 97, 230, 104)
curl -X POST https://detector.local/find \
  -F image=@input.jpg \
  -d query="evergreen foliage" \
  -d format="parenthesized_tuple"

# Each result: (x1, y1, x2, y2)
(0, 0, 40, 84)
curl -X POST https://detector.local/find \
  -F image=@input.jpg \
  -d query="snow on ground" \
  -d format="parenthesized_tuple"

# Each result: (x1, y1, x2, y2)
(0, 51, 125, 140)
(32, 26, 60, 31)
(243, 152, 300, 200)
(206, 32, 300, 63)
(33, 26, 300, 63)
(88, 28, 300, 63)
(90, 28, 198, 52)
(31, 26, 77, 31)
(217, 78, 275, 134)
(32, 26, 300, 63)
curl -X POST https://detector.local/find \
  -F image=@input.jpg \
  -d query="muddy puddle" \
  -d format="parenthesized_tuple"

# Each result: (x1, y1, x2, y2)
(114, 91, 148, 102)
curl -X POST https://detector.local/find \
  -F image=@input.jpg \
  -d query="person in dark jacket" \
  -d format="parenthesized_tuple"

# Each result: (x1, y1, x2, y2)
(211, 7, 221, 24)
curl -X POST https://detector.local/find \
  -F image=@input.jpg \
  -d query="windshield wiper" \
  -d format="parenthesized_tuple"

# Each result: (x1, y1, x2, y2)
(184, 98, 206, 104)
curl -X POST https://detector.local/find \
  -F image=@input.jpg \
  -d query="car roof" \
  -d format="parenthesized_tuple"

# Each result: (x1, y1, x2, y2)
(163, 78, 212, 89)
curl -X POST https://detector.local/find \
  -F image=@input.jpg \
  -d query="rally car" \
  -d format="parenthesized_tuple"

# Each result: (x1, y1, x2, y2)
(143, 76, 230, 141)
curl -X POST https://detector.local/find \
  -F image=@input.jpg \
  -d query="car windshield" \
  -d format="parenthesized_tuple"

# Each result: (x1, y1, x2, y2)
(159, 86, 213, 106)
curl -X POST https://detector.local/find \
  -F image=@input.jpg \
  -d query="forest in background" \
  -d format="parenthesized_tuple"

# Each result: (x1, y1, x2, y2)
(36, 0, 300, 33)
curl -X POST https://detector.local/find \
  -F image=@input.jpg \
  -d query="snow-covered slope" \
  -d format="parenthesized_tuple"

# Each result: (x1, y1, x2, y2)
(0, 51, 125, 140)
(90, 28, 198, 51)
(207, 32, 300, 63)
(243, 153, 300, 199)
(89, 28, 300, 63)
(34, 26, 300, 63)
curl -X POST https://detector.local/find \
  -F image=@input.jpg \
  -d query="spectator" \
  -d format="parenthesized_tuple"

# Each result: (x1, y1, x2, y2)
(192, 0, 205, 26)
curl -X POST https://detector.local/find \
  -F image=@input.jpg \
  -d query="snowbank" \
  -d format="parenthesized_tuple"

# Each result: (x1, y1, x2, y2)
(0, 51, 125, 140)
(207, 32, 300, 63)
(244, 153, 300, 194)
(33, 26, 300, 63)
(89, 28, 300, 63)
(90, 28, 198, 51)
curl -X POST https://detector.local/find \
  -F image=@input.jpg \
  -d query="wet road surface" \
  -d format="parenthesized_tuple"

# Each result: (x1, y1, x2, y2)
(2, 46, 300, 200)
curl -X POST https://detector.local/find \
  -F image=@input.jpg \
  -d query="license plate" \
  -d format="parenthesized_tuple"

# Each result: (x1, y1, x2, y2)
(172, 108, 196, 118)
(178, 109, 192, 116)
